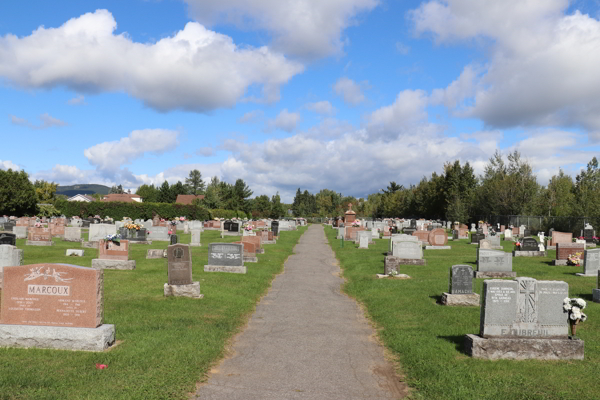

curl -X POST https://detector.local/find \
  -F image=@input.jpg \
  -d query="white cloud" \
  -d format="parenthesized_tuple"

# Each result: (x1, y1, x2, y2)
(333, 77, 367, 105)
(9, 113, 67, 129)
(265, 109, 301, 133)
(183, 0, 379, 59)
(0, 160, 20, 170)
(412, 1, 600, 141)
(305, 101, 336, 115)
(67, 95, 86, 105)
(0, 10, 303, 113)
(366, 89, 429, 140)
(196, 147, 215, 157)
(84, 129, 180, 173)
(238, 110, 263, 123)
(395, 41, 410, 55)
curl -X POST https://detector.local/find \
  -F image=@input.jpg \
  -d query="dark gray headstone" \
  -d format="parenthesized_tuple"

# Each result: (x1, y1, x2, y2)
(0, 232, 16, 246)
(271, 221, 279, 237)
(450, 265, 474, 294)
(170, 234, 179, 245)
(167, 244, 192, 285)
(520, 237, 539, 251)
(471, 232, 485, 244)
(208, 243, 243, 267)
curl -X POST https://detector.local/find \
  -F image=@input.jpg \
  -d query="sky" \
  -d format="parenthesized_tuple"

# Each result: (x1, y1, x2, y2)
(1, 0, 599, 202)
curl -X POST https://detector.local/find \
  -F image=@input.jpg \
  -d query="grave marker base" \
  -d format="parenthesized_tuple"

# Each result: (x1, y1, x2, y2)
(81, 241, 98, 248)
(243, 256, 258, 263)
(546, 245, 557, 250)
(464, 334, 584, 360)
(425, 246, 451, 250)
(128, 240, 152, 245)
(204, 265, 247, 274)
(66, 249, 84, 256)
(92, 259, 136, 270)
(163, 282, 203, 298)
(376, 274, 411, 279)
(553, 260, 569, 266)
(576, 273, 598, 277)
(513, 251, 547, 257)
(593, 289, 600, 303)
(441, 293, 480, 306)
(25, 241, 53, 246)
(474, 271, 517, 278)
(0, 324, 116, 352)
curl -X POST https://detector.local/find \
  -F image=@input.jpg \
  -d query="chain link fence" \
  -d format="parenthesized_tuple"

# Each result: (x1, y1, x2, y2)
(473, 215, 598, 237)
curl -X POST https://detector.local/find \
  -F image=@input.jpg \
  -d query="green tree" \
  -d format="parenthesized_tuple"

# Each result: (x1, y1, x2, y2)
(0, 169, 37, 215)
(574, 157, 600, 219)
(381, 181, 403, 194)
(158, 181, 172, 203)
(270, 192, 286, 218)
(203, 176, 223, 209)
(170, 181, 188, 202)
(476, 150, 539, 216)
(442, 160, 477, 223)
(251, 195, 272, 218)
(135, 184, 159, 203)
(109, 184, 124, 194)
(542, 169, 576, 216)
(185, 169, 205, 195)
(231, 179, 253, 212)
(33, 179, 58, 202)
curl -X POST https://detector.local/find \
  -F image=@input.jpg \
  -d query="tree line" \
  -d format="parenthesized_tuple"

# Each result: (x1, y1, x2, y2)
(2, 153, 598, 226)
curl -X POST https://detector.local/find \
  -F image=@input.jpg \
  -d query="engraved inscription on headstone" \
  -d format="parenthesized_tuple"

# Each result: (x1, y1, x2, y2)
(208, 243, 243, 267)
(480, 278, 568, 338)
(450, 265, 474, 294)
(167, 244, 192, 285)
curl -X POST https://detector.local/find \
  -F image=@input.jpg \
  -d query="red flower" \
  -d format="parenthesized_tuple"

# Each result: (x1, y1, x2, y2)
(95, 364, 107, 370)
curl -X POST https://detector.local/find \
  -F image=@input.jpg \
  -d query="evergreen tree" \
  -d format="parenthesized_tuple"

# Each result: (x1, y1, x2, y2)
(185, 169, 205, 195)
(135, 184, 159, 203)
(0, 169, 37, 215)
(158, 180, 172, 203)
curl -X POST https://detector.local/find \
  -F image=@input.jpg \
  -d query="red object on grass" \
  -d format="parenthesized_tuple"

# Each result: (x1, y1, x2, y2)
(95, 364, 107, 370)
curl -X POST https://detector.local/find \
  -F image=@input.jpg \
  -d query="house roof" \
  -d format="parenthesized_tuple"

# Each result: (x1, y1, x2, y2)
(67, 194, 95, 202)
(175, 194, 205, 205)
(101, 194, 141, 203)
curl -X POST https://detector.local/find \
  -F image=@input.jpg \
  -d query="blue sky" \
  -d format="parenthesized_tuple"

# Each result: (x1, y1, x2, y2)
(1, 0, 599, 202)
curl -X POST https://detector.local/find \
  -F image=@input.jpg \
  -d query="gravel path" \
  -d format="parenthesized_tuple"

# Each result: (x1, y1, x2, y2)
(195, 224, 408, 399)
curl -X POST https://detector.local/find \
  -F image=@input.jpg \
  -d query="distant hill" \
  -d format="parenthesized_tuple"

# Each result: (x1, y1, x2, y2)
(56, 184, 111, 198)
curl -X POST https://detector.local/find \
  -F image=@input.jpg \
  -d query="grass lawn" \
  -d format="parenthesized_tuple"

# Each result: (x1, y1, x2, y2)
(0, 226, 307, 400)
(325, 226, 600, 400)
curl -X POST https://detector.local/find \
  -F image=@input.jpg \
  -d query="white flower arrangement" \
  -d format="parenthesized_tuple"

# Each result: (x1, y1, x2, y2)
(387, 270, 398, 277)
(563, 297, 588, 322)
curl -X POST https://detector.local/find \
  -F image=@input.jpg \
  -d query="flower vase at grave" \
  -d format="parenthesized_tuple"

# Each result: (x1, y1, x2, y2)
(570, 319, 580, 337)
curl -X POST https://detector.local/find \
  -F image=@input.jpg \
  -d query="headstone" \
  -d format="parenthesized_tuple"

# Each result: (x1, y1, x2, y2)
(465, 277, 583, 360)
(204, 243, 245, 274)
(147, 226, 170, 241)
(88, 224, 117, 242)
(504, 229, 513, 240)
(242, 235, 264, 254)
(65, 249, 84, 257)
(520, 237, 538, 251)
(480, 239, 492, 249)
(582, 224, 595, 244)
(0, 244, 24, 281)
(578, 248, 600, 277)
(471, 232, 485, 245)
(427, 228, 448, 247)
(358, 234, 369, 249)
(0, 263, 115, 351)
(271, 221, 279, 237)
(190, 229, 202, 247)
(554, 243, 585, 265)
(0, 232, 17, 246)
(412, 230, 430, 245)
(476, 248, 515, 278)
(26, 227, 53, 246)
(146, 249, 166, 259)
(167, 244, 192, 285)
(170, 234, 179, 245)
(92, 240, 136, 270)
(63, 227, 82, 242)
(449, 265, 474, 294)
(548, 231, 572, 248)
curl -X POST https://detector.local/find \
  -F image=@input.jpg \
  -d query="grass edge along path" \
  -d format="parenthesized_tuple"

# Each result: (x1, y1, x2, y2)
(324, 226, 600, 400)
(0, 226, 307, 400)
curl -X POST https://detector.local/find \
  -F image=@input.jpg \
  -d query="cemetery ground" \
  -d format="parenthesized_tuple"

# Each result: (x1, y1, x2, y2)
(325, 227, 600, 400)
(0, 226, 307, 400)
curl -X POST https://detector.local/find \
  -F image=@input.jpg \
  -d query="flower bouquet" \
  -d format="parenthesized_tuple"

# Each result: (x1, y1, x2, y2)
(34, 222, 43, 228)
(179, 216, 186, 221)
(124, 223, 142, 230)
(567, 252, 583, 266)
(351, 220, 361, 227)
(563, 297, 587, 337)
(244, 224, 253, 232)
(105, 233, 121, 247)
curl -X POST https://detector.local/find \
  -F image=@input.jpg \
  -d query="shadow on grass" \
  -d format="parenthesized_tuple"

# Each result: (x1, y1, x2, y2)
(437, 335, 468, 354)
(576, 293, 593, 302)
(429, 294, 443, 305)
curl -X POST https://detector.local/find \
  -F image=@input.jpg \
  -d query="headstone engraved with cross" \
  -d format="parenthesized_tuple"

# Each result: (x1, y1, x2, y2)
(465, 277, 584, 360)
